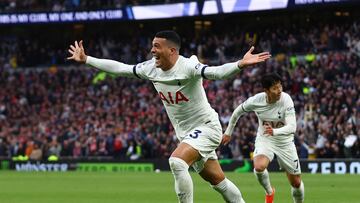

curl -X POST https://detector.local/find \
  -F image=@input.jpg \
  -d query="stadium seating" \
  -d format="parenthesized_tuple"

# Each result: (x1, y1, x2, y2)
(0, 4, 359, 161)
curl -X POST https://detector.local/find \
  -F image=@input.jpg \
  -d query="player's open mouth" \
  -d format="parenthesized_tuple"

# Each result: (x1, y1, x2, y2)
(154, 55, 160, 63)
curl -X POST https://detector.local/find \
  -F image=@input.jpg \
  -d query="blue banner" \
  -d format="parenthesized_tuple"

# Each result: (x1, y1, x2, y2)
(0, 9, 126, 24)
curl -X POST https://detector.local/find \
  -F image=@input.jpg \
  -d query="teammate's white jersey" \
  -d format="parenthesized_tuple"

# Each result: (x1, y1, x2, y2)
(225, 92, 296, 144)
(86, 55, 241, 138)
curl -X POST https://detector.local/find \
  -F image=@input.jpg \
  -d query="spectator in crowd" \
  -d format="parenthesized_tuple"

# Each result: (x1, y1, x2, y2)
(0, 18, 359, 161)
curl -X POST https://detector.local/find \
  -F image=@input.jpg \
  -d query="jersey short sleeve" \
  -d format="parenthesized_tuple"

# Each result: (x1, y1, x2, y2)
(241, 95, 258, 112)
(186, 55, 209, 79)
(132, 58, 155, 80)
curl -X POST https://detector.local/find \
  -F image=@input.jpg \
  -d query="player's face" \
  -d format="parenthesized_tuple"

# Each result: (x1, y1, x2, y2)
(151, 37, 172, 68)
(265, 82, 282, 103)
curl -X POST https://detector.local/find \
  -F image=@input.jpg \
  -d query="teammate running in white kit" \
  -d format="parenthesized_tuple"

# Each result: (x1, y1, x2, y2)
(223, 73, 305, 203)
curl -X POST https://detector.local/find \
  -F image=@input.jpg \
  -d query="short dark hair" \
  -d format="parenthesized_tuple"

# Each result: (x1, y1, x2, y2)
(155, 30, 181, 50)
(261, 73, 282, 89)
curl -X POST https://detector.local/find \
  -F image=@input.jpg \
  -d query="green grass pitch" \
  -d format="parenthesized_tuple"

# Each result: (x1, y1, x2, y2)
(0, 171, 359, 203)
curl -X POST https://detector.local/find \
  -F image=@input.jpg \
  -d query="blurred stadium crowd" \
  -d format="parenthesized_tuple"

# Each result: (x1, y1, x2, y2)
(0, 8, 359, 161)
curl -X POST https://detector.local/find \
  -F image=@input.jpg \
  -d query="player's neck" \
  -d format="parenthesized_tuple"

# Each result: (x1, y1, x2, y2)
(161, 55, 179, 71)
(266, 95, 277, 104)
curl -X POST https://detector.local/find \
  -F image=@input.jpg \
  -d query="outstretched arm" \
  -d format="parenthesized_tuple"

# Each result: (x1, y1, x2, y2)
(67, 40, 137, 78)
(199, 46, 271, 80)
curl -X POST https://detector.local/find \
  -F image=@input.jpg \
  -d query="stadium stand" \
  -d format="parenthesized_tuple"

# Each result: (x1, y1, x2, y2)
(0, 3, 359, 161)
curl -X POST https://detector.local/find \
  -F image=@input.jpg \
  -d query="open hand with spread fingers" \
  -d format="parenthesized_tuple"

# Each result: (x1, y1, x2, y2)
(238, 46, 271, 68)
(67, 40, 87, 63)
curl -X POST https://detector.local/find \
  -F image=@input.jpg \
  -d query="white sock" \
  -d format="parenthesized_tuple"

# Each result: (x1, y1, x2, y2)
(169, 157, 193, 203)
(291, 181, 305, 203)
(254, 169, 273, 195)
(212, 178, 246, 203)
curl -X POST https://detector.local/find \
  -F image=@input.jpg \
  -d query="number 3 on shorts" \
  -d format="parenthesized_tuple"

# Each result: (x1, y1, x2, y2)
(189, 129, 202, 139)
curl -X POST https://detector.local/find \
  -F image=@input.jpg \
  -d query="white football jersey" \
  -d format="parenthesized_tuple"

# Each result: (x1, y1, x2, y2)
(86, 55, 241, 138)
(225, 92, 296, 144)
